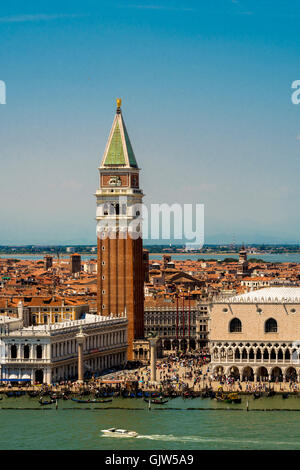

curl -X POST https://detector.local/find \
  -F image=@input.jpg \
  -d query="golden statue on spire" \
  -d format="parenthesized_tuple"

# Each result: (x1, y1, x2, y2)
(116, 98, 122, 108)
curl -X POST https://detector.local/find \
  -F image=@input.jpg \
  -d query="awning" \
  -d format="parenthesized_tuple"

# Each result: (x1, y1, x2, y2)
(0, 378, 31, 382)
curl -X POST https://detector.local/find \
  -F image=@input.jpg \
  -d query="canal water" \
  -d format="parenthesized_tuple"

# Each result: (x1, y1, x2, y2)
(1, 395, 300, 449)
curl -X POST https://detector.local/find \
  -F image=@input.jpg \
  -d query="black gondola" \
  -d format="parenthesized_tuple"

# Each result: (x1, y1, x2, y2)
(144, 398, 168, 405)
(253, 392, 261, 399)
(71, 397, 112, 404)
(282, 393, 289, 399)
(91, 399, 112, 403)
(231, 398, 242, 404)
(39, 399, 55, 405)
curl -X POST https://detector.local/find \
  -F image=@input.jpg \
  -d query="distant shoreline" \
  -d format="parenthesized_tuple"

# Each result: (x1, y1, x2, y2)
(1, 251, 299, 257)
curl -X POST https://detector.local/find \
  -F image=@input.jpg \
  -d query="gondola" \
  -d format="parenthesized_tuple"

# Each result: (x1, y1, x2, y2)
(144, 398, 168, 405)
(253, 392, 261, 399)
(6, 392, 15, 397)
(282, 393, 289, 399)
(39, 399, 55, 405)
(71, 398, 91, 403)
(91, 399, 112, 403)
(267, 390, 276, 397)
(232, 398, 242, 404)
(71, 397, 112, 404)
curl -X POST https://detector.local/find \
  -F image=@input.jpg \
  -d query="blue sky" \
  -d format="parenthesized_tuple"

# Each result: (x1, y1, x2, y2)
(1, 0, 300, 244)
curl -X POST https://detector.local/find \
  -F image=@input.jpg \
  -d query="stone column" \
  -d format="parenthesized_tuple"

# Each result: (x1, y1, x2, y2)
(149, 338, 157, 383)
(76, 327, 87, 383)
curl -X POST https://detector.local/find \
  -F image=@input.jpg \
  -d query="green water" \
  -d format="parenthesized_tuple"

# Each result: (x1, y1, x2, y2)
(1, 395, 300, 450)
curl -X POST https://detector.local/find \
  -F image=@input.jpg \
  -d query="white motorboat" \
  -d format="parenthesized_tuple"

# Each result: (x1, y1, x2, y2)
(101, 428, 138, 438)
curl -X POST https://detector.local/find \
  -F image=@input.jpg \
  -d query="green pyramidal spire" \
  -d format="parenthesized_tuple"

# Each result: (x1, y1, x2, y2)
(100, 99, 138, 168)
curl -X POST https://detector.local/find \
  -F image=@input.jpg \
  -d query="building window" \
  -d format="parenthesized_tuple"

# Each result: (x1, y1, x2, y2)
(11, 344, 17, 359)
(265, 318, 277, 333)
(103, 204, 109, 216)
(43, 315, 48, 324)
(36, 345, 43, 359)
(229, 318, 242, 333)
(55, 315, 59, 323)
(24, 345, 30, 359)
(102, 305, 105, 309)
(102, 290, 105, 294)
(32, 315, 36, 325)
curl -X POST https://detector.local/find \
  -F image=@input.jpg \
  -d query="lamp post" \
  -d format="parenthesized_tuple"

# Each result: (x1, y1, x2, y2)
(76, 326, 87, 383)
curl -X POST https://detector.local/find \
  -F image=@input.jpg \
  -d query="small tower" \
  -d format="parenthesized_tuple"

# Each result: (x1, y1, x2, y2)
(238, 244, 249, 277)
(95, 99, 144, 360)
(44, 255, 53, 270)
(70, 253, 81, 274)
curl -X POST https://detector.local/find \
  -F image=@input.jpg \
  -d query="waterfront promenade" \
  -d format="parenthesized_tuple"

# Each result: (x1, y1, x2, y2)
(0, 353, 299, 396)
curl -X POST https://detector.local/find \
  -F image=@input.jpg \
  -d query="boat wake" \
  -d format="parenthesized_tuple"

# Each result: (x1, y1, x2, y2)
(136, 434, 300, 447)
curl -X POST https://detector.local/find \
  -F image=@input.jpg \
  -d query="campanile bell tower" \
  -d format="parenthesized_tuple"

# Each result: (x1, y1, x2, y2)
(95, 99, 144, 360)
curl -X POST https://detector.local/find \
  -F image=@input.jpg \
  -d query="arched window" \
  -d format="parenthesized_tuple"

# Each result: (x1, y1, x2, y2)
(36, 345, 42, 359)
(265, 318, 277, 333)
(229, 318, 242, 333)
(103, 203, 109, 216)
(256, 349, 262, 360)
(11, 344, 17, 359)
(24, 345, 30, 359)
